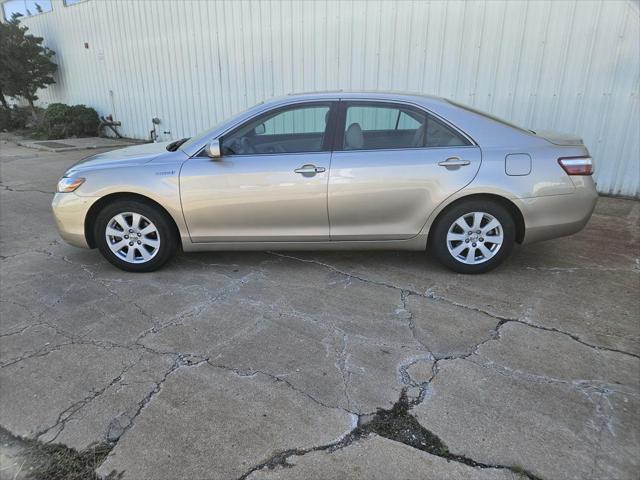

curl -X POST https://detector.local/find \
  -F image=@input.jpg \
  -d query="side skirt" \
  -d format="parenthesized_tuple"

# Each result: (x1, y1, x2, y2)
(180, 235, 428, 252)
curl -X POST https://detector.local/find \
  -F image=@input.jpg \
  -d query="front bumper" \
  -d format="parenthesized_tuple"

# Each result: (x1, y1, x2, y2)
(518, 176, 599, 244)
(51, 193, 98, 248)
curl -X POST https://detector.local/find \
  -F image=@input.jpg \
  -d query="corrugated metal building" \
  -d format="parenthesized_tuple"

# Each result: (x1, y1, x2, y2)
(5, 0, 639, 197)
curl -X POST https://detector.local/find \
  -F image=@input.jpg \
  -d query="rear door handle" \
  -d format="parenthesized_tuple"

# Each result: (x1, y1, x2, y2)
(294, 164, 326, 175)
(438, 157, 470, 167)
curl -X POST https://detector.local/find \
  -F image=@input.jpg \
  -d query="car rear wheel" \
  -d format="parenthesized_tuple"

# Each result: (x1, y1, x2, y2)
(95, 199, 177, 272)
(430, 199, 515, 274)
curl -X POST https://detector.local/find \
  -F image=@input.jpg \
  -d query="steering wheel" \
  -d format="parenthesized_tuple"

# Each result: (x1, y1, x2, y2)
(227, 136, 256, 155)
(265, 145, 287, 154)
(239, 136, 256, 154)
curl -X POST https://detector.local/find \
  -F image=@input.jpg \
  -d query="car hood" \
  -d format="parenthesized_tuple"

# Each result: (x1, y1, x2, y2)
(65, 141, 172, 174)
(534, 130, 584, 146)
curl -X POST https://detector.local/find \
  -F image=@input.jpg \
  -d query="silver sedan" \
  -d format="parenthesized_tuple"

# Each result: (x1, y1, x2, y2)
(52, 92, 597, 273)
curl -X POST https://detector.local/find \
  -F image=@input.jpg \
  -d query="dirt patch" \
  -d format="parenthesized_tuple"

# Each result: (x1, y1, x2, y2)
(358, 391, 449, 456)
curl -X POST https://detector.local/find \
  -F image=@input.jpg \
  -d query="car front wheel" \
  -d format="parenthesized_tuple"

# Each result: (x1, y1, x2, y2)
(431, 199, 515, 274)
(95, 199, 177, 272)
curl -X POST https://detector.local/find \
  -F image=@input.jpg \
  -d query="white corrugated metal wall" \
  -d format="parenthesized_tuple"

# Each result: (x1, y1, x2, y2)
(13, 0, 640, 197)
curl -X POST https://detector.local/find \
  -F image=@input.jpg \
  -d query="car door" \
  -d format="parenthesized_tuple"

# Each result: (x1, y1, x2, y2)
(328, 100, 481, 240)
(180, 101, 336, 242)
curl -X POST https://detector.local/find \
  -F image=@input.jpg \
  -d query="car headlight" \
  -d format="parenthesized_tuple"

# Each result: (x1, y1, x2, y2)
(57, 176, 86, 193)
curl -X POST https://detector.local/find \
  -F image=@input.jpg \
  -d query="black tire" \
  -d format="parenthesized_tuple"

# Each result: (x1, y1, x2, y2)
(94, 199, 177, 272)
(430, 199, 515, 274)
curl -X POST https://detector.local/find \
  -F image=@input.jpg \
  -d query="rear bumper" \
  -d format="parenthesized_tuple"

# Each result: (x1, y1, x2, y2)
(51, 193, 97, 248)
(518, 176, 598, 244)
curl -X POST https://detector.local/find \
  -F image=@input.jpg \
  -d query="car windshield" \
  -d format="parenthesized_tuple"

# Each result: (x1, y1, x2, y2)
(179, 119, 229, 151)
(446, 100, 534, 134)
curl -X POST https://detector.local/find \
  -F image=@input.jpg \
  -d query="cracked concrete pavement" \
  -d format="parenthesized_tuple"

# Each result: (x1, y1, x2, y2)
(0, 140, 638, 479)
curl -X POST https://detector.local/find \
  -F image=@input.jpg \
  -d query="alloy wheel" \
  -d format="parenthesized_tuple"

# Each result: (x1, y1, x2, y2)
(446, 211, 504, 265)
(105, 212, 161, 264)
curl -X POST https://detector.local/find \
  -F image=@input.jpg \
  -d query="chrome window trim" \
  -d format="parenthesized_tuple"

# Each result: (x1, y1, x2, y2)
(332, 145, 479, 155)
(194, 151, 330, 159)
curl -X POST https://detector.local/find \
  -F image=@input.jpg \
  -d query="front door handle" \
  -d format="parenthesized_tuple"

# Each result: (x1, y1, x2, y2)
(294, 164, 326, 175)
(438, 157, 470, 167)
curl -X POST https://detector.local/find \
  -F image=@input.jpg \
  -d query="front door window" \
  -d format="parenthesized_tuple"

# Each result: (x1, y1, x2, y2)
(222, 104, 331, 155)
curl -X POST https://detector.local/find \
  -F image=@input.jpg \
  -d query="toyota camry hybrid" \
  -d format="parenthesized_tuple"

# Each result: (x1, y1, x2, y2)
(51, 92, 598, 274)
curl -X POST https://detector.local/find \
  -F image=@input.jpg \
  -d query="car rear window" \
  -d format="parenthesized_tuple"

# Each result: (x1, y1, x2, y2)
(446, 100, 533, 134)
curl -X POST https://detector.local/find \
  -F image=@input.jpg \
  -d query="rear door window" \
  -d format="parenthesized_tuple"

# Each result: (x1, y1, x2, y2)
(340, 102, 470, 151)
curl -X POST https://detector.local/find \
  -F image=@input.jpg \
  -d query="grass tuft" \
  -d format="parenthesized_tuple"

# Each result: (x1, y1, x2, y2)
(0, 426, 121, 480)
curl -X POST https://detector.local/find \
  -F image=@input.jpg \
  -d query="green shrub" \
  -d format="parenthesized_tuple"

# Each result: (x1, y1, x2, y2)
(42, 103, 99, 138)
(43, 102, 69, 125)
(0, 107, 12, 131)
(69, 105, 99, 136)
(0, 105, 33, 131)
(43, 102, 72, 138)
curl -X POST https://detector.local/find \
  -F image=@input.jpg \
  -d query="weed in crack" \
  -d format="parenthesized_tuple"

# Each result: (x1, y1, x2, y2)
(0, 426, 122, 480)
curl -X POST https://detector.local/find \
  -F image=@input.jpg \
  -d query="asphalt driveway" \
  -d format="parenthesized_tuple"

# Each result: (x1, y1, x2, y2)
(1, 140, 638, 480)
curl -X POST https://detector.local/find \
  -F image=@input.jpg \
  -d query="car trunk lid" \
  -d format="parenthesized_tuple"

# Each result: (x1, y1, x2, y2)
(533, 130, 584, 146)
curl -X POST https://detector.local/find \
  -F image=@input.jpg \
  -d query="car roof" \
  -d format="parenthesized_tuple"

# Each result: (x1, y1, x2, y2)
(263, 90, 452, 107)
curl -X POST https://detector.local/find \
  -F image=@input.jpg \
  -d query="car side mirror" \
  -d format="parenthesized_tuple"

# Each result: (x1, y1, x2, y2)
(206, 139, 222, 159)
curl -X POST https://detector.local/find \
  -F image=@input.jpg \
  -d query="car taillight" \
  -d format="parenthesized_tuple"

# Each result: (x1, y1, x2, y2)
(558, 156, 593, 175)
